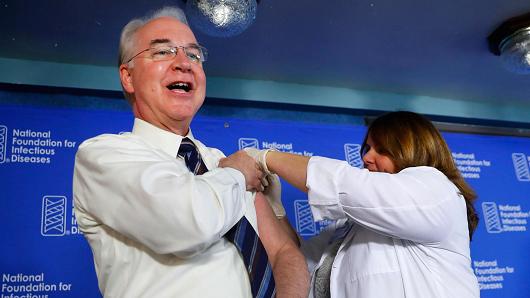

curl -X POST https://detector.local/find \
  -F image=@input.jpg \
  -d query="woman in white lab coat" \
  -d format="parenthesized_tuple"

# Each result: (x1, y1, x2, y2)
(246, 111, 480, 298)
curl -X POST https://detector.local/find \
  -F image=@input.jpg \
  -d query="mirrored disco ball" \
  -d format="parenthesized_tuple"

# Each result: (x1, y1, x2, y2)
(500, 28, 530, 74)
(186, 0, 257, 38)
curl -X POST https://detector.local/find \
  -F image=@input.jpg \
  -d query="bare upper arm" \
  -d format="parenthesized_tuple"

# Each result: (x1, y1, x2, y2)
(255, 193, 295, 262)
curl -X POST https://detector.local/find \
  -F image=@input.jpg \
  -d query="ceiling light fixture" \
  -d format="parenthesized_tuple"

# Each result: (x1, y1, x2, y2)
(185, 0, 259, 38)
(488, 12, 530, 74)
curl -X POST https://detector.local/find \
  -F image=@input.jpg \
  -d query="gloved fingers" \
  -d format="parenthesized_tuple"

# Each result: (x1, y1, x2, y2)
(261, 176, 269, 188)
(243, 147, 259, 160)
(267, 173, 281, 188)
(248, 180, 265, 192)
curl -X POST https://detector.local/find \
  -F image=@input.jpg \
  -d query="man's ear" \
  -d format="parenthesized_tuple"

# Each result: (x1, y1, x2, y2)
(119, 64, 134, 93)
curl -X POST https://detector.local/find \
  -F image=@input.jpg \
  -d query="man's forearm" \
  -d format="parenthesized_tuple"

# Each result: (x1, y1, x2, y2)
(255, 194, 309, 297)
(270, 241, 310, 298)
(279, 217, 301, 247)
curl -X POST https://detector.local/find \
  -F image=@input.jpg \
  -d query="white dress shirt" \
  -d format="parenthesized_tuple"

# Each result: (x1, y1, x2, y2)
(73, 118, 256, 298)
(303, 156, 480, 298)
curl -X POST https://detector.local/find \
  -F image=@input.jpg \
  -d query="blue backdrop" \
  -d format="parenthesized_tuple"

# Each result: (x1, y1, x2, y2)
(0, 103, 528, 297)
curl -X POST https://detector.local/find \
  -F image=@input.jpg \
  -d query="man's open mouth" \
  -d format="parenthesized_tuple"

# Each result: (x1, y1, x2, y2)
(167, 81, 192, 92)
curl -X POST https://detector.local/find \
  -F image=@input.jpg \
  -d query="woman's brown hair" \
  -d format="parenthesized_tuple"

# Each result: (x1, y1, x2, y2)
(360, 111, 479, 240)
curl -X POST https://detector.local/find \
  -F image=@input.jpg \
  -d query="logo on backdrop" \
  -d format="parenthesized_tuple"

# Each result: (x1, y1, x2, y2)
(452, 152, 492, 179)
(295, 200, 315, 236)
(1, 272, 74, 295)
(344, 143, 362, 168)
(238, 137, 314, 156)
(482, 202, 503, 233)
(482, 201, 529, 233)
(512, 153, 530, 182)
(0, 125, 7, 163)
(294, 200, 332, 237)
(0, 125, 77, 165)
(41, 196, 67, 236)
(238, 137, 259, 149)
(40, 195, 81, 237)
(473, 259, 516, 291)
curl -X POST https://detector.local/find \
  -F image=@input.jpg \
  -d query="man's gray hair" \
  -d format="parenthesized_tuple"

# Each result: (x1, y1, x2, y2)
(118, 6, 188, 67)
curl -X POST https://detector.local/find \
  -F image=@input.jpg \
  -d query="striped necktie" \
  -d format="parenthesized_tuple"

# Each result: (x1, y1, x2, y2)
(178, 138, 207, 175)
(177, 138, 275, 297)
(225, 217, 276, 298)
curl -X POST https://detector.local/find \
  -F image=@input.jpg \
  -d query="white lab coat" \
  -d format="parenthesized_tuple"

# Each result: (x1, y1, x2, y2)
(303, 156, 480, 298)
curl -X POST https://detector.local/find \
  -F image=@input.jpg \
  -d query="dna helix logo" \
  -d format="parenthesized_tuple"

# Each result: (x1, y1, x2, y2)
(294, 200, 333, 237)
(482, 202, 503, 233)
(344, 143, 363, 168)
(0, 125, 7, 163)
(41, 196, 67, 236)
(238, 137, 259, 150)
(512, 153, 530, 182)
(294, 200, 316, 236)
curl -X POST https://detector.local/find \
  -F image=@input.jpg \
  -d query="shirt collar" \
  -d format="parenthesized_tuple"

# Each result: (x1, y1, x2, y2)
(131, 118, 195, 157)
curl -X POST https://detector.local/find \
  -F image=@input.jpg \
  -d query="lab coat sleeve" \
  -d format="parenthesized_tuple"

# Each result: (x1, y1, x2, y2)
(73, 135, 248, 258)
(306, 156, 460, 243)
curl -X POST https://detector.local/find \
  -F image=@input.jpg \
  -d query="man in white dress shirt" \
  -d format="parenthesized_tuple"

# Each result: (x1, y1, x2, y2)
(73, 6, 308, 298)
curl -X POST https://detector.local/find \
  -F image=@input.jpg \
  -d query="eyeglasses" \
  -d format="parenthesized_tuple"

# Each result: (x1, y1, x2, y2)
(125, 44, 208, 64)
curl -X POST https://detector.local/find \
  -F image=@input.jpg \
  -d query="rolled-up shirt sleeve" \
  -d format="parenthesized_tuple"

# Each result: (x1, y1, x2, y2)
(73, 135, 247, 258)
(306, 156, 461, 244)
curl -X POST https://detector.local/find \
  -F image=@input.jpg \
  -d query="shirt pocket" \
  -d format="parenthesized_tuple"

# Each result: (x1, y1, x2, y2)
(346, 227, 401, 282)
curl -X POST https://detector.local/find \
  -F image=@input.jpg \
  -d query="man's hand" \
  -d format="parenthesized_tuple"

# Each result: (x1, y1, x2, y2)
(243, 148, 274, 175)
(219, 150, 265, 191)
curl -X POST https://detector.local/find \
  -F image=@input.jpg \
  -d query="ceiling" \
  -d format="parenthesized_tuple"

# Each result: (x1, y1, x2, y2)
(1, 0, 530, 122)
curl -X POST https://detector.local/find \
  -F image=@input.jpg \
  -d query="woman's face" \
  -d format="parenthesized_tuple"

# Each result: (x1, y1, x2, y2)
(362, 135, 396, 173)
